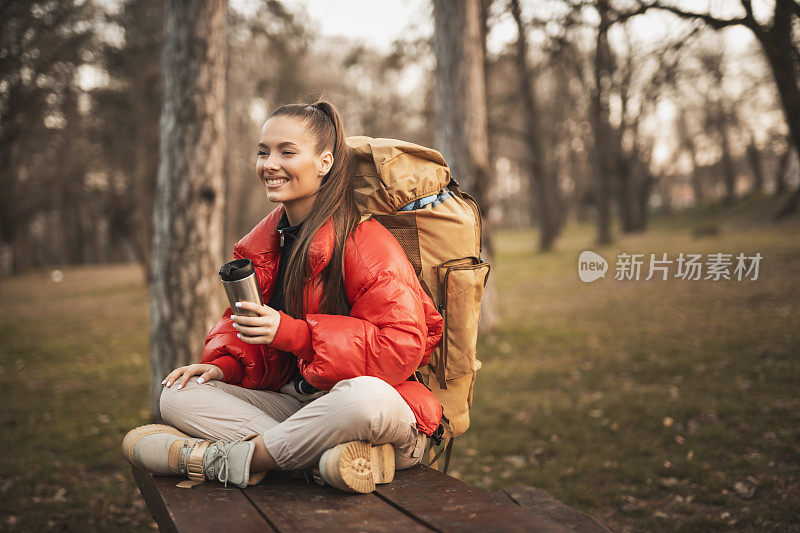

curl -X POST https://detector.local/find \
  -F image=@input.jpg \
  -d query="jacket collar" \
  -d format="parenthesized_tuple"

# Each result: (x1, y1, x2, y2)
(234, 204, 335, 279)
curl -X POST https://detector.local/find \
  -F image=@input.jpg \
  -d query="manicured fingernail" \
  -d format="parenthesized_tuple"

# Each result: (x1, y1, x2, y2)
(230, 314, 237, 320)
(196, 377, 205, 384)
(176, 383, 182, 390)
(235, 302, 242, 307)
(166, 381, 172, 387)
(161, 379, 166, 384)
(236, 333, 241, 339)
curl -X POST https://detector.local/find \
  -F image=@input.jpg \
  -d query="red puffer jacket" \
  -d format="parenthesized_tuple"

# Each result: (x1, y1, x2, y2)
(200, 204, 445, 435)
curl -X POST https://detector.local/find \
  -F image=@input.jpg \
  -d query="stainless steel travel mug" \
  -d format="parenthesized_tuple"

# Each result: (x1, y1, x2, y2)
(219, 259, 262, 317)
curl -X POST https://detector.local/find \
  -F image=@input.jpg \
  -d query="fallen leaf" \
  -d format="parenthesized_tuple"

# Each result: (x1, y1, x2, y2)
(733, 480, 756, 499)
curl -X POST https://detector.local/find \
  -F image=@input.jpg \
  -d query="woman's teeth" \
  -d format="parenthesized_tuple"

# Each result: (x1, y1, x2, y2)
(267, 178, 288, 185)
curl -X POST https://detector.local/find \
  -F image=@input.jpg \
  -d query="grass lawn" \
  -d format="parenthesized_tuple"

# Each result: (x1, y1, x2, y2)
(0, 194, 798, 531)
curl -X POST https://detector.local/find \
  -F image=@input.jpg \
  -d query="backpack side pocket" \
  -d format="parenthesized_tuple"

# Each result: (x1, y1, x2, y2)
(431, 256, 491, 390)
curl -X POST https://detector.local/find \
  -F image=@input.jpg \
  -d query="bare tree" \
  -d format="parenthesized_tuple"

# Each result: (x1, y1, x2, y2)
(150, 0, 228, 419)
(590, 0, 616, 244)
(510, 0, 560, 251)
(696, 48, 739, 204)
(643, 0, 800, 215)
(676, 107, 704, 204)
(433, 0, 497, 333)
(774, 142, 791, 195)
(96, 0, 163, 281)
(0, 1, 96, 271)
(746, 134, 765, 194)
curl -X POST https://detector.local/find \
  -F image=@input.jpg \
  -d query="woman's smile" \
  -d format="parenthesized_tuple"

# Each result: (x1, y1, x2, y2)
(265, 177, 290, 188)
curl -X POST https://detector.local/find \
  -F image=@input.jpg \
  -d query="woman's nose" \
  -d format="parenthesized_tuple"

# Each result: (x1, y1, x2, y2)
(264, 153, 280, 171)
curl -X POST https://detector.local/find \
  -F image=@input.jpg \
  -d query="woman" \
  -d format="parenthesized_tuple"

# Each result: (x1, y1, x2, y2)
(122, 100, 444, 494)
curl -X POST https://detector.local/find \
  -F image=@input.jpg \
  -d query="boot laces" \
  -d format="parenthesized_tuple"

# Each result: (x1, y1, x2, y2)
(206, 440, 235, 486)
(178, 437, 245, 487)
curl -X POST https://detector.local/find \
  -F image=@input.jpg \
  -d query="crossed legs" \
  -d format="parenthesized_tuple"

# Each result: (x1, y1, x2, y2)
(159, 375, 426, 475)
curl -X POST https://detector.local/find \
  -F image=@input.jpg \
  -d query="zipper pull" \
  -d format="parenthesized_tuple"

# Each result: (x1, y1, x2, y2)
(278, 229, 285, 247)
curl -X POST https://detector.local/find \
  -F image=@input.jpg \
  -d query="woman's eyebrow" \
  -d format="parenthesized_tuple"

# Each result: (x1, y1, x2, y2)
(257, 141, 299, 149)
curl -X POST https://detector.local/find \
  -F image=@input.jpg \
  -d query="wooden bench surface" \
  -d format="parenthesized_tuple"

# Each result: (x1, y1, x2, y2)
(132, 464, 608, 532)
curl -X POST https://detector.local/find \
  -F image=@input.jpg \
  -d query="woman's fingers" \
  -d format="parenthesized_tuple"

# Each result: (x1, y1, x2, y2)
(175, 365, 204, 390)
(162, 366, 188, 387)
(231, 323, 270, 336)
(196, 365, 222, 384)
(231, 304, 278, 343)
(163, 364, 223, 389)
(237, 334, 274, 344)
(233, 301, 266, 314)
(230, 313, 266, 326)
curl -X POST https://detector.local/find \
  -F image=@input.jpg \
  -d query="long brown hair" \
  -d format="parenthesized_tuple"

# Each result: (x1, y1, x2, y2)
(269, 100, 360, 319)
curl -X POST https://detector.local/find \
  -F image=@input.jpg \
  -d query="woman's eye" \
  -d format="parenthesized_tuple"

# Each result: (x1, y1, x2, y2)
(257, 151, 267, 156)
(283, 150, 294, 155)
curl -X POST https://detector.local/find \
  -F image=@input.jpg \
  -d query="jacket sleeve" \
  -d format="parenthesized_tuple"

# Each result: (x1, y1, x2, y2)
(269, 246, 429, 391)
(200, 306, 258, 385)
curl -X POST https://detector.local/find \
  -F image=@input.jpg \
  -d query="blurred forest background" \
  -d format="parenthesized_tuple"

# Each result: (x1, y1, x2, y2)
(2, 0, 798, 274)
(1, 0, 799, 531)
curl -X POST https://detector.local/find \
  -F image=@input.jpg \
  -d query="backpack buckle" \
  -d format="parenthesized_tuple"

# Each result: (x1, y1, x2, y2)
(430, 423, 445, 447)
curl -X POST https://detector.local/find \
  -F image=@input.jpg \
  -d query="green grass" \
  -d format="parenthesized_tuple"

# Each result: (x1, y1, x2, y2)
(0, 265, 154, 530)
(0, 194, 798, 531)
(455, 195, 800, 531)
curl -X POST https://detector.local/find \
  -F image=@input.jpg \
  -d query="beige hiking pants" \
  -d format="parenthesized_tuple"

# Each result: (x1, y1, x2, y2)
(159, 375, 427, 471)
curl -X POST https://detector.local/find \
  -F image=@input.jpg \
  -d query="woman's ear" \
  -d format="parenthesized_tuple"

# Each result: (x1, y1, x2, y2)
(318, 150, 334, 176)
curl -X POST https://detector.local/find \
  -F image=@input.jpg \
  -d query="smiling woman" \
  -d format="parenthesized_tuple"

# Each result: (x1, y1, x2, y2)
(122, 100, 444, 494)
(257, 117, 332, 225)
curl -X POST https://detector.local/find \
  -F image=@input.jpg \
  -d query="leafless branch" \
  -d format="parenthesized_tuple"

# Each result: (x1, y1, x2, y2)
(611, 3, 651, 24)
(638, 1, 755, 31)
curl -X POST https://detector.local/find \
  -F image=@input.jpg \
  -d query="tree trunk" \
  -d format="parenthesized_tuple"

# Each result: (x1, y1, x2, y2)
(757, 0, 800, 173)
(774, 146, 790, 195)
(433, 0, 497, 334)
(590, 0, 614, 244)
(479, 0, 496, 258)
(510, 0, 559, 251)
(746, 138, 765, 194)
(150, 0, 228, 420)
(716, 102, 737, 204)
(616, 152, 639, 232)
(677, 107, 704, 204)
(759, 1, 800, 216)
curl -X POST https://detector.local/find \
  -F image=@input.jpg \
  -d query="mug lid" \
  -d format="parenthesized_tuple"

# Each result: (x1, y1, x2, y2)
(219, 258, 255, 281)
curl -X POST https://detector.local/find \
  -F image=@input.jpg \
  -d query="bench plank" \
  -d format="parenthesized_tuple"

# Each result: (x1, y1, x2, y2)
(493, 486, 610, 532)
(133, 464, 607, 532)
(132, 466, 273, 532)
(374, 466, 571, 532)
(243, 471, 431, 532)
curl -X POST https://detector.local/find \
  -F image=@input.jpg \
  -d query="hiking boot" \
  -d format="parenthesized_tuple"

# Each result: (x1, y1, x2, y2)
(318, 441, 395, 493)
(122, 424, 258, 488)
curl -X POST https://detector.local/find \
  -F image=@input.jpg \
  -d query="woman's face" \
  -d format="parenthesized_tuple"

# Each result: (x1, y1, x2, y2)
(256, 116, 333, 217)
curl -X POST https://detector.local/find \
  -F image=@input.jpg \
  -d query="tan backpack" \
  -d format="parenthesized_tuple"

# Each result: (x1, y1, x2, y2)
(346, 136, 491, 467)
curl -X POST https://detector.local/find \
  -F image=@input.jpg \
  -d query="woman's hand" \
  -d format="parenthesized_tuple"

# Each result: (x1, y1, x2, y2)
(231, 301, 281, 345)
(162, 363, 223, 390)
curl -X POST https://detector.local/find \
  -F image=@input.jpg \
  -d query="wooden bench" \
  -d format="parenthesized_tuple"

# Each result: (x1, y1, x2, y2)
(132, 464, 609, 532)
